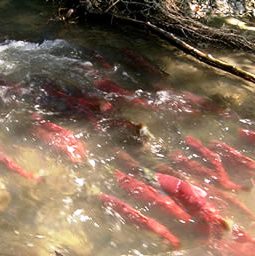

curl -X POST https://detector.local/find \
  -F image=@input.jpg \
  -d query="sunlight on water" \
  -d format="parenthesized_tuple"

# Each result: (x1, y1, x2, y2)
(0, 2, 255, 256)
(0, 37, 254, 256)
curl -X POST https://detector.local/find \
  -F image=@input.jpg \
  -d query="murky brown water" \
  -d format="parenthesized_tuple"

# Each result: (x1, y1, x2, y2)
(1, 1, 255, 256)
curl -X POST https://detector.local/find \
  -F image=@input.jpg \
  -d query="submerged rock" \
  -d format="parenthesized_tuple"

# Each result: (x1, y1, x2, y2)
(35, 201, 93, 256)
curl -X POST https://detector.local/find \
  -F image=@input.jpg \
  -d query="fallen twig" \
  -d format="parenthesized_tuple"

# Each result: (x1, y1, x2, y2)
(113, 15, 255, 85)
(105, 0, 121, 13)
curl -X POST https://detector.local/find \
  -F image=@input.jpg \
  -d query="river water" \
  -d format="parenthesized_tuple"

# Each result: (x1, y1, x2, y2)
(0, 1, 255, 256)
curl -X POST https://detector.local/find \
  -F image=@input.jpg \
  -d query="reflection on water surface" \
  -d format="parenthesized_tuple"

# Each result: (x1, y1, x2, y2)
(0, 1, 255, 256)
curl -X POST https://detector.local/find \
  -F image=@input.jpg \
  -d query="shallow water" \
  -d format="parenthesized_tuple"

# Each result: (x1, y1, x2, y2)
(0, 1, 255, 256)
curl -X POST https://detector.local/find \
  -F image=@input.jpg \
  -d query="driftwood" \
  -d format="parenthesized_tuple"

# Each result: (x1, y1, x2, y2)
(114, 16, 255, 84)
(51, 0, 255, 84)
